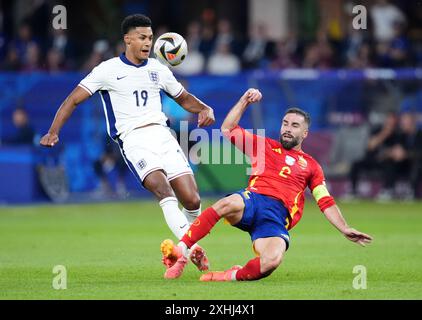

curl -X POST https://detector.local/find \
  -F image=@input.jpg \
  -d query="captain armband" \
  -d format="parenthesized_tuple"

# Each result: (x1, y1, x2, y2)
(312, 184, 336, 212)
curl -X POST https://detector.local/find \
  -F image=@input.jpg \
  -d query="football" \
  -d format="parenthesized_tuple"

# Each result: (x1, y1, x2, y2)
(154, 32, 188, 67)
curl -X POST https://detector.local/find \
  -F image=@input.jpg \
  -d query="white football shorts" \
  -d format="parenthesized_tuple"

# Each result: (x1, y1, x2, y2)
(118, 124, 193, 184)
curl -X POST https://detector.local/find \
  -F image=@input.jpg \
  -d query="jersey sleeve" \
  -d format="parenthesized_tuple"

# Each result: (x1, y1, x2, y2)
(78, 63, 107, 95)
(159, 66, 184, 98)
(223, 125, 266, 158)
(308, 161, 336, 212)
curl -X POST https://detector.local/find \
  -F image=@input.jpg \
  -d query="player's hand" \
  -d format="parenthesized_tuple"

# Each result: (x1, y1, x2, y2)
(40, 132, 59, 147)
(241, 88, 262, 105)
(198, 107, 215, 127)
(343, 227, 373, 247)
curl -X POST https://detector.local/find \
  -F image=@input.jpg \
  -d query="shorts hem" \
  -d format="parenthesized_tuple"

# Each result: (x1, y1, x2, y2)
(252, 235, 290, 251)
(167, 171, 193, 181)
(141, 167, 166, 182)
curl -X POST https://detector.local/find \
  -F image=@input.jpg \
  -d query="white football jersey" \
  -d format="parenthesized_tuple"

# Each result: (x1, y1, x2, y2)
(78, 53, 185, 141)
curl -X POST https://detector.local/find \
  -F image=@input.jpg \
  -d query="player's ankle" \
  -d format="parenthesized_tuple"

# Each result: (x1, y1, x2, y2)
(177, 241, 189, 257)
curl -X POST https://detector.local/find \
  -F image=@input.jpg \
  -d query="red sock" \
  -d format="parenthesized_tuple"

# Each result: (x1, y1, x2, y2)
(181, 207, 221, 248)
(235, 257, 265, 281)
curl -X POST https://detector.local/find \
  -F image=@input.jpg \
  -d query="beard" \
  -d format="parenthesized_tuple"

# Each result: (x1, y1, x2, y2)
(280, 135, 300, 150)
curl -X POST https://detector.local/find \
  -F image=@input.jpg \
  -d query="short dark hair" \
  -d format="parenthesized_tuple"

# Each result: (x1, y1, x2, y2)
(285, 107, 311, 127)
(121, 14, 152, 35)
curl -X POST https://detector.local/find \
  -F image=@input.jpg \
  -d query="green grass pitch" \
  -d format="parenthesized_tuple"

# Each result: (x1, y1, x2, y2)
(0, 199, 421, 300)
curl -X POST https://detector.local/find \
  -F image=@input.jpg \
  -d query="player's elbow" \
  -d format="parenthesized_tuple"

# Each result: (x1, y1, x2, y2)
(68, 95, 79, 107)
(221, 122, 234, 136)
(175, 90, 189, 107)
(221, 127, 230, 137)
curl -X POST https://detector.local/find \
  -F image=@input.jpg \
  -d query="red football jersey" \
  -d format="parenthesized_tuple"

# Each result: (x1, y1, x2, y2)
(225, 126, 335, 230)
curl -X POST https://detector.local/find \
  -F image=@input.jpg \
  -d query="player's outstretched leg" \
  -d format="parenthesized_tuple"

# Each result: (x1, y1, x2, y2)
(161, 206, 222, 279)
(142, 171, 191, 271)
(160, 194, 245, 279)
(200, 237, 287, 282)
(170, 174, 210, 272)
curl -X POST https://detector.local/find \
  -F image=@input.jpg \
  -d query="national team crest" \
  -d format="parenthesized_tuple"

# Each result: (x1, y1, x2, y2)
(298, 155, 308, 169)
(137, 159, 147, 170)
(149, 71, 159, 84)
(285, 155, 296, 166)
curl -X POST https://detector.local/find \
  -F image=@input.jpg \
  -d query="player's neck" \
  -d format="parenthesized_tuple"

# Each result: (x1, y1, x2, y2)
(292, 145, 302, 152)
(124, 50, 146, 66)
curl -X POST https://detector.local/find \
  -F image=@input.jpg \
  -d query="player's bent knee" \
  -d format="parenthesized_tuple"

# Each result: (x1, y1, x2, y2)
(154, 186, 175, 200)
(212, 195, 243, 217)
(260, 255, 283, 274)
(182, 193, 201, 211)
(145, 179, 175, 200)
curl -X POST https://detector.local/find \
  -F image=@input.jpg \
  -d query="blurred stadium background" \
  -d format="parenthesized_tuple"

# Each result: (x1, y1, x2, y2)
(0, 0, 422, 300)
(0, 0, 421, 203)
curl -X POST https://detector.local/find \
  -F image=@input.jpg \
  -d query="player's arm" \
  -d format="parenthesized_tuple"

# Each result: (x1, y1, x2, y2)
(323, 204, 373, 246)
(310, 165, 373, 246)
(220, 88, 263, 156)
(39, 86, 91, 147)
(221, 88, 262, 133)
(174, 90, 215, 127)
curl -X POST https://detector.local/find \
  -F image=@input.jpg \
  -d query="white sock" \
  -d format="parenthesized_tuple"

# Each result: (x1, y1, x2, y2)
(159, 197, 190, 239)
(177, 241, 189, 258)
(181, 206, 202, 256)
(182, 206, 201, 225)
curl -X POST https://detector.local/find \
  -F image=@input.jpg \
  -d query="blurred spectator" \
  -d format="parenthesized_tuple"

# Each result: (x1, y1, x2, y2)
(375, 22, 411, 68)
(81, 39, 112, 72)
(45, 47, 66, 73)
(270, 37, 299, 69)
(24, 0, 50, 46)
(302, 29, 334, 69)
(242, 23, 276, 69)
(326, 123, 370, 179)
(207, 42, 240, 75)
(343, 19, 373, 68)
(370, 0, 406, 43)
(173, 49, 205, 76)
(349, 112, 398, 198)
(47, 28, 76, 69)
(198, 25, 215, 59)
(185, 21, 202, 52)
(2, 107, 35, 145)
(22, 42, 42, 71)
(347, 43, 375, 69)
(1, 46, 21, 70)
(11, 22, 36, 61)
(93, 139, 127, 198)
(214, 19, 242, 56)
(379, 112, 422, 199)
(302, 43, 321, 69)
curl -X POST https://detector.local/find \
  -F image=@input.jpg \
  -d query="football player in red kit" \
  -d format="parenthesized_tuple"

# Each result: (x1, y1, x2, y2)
(160, 88, 373, 281)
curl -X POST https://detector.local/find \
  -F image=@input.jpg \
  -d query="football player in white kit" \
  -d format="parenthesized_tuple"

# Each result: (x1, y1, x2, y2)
(40, 14, 214, 275)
